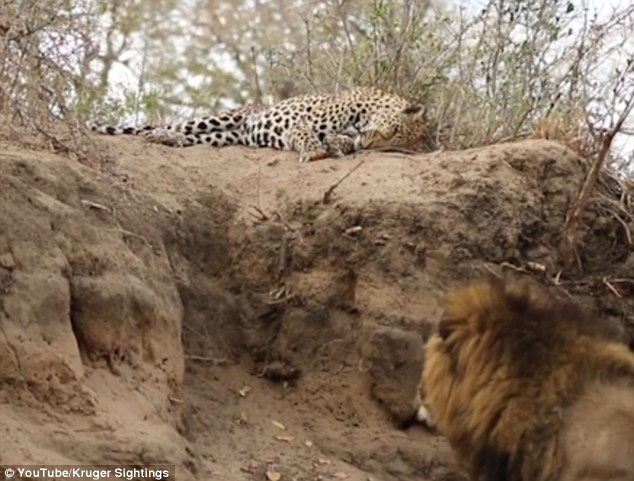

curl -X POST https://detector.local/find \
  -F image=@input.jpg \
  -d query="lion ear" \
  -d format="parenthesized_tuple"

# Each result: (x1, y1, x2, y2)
(437, 315, 454, 340)
(403, 104, 426, 120)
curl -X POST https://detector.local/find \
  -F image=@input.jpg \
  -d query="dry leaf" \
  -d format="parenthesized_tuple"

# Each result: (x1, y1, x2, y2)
(344, 225, 362, 236)
(333, 472, 349, 479)
(236, 411, 248, 425)
(374, 232, 391, 245)
(275, 433, 295, 443)
(266, 470, 281, 481)
(271, 420, 286, 430)
(238, 385, 252, 397)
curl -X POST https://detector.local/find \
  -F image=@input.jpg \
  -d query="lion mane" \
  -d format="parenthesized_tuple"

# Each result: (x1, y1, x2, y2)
(420, 277, 634, 481)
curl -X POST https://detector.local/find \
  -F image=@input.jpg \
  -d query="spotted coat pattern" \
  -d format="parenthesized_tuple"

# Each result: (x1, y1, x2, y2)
(90, 87, 434, 162)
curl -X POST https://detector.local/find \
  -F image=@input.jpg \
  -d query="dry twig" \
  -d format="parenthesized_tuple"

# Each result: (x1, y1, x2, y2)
(603, 277, 623, 298)
(185, 354, 228, 365)
(322, 158, 366, 204)
(562, 93, 634, 270)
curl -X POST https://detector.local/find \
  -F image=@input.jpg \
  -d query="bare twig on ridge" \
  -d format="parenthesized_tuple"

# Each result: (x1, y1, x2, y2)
(562, 93, 634, 269)
(322, 158, 366, 204)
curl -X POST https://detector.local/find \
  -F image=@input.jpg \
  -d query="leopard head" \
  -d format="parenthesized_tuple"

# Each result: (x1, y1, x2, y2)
(360, 104, 435, 152)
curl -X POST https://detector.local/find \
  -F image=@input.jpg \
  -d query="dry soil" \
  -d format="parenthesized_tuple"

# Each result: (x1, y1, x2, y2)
(0, 132, 633, 481)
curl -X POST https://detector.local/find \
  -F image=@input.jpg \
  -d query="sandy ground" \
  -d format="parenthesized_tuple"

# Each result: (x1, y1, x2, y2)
(0, 133, 632, 481)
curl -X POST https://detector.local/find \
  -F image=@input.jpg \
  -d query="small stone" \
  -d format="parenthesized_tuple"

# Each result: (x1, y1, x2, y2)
(0, 252, 16, 268)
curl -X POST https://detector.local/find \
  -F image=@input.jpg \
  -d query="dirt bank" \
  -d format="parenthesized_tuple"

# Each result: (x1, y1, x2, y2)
(0, 134, 632, 480)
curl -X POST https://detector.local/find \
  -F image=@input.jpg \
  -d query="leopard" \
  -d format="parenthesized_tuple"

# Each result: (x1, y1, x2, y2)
(417, 276, 634, 481)
(89, 87, 435, 163)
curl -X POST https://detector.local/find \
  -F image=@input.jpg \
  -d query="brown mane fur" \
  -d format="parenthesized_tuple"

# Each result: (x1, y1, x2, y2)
(421, 276, 634, 481)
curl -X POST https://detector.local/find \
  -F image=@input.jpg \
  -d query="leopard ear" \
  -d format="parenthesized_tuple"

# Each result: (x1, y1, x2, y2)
(403, 104, 426, 120)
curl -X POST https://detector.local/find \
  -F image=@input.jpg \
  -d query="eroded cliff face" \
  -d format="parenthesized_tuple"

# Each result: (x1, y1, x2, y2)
(0, 135, 630, 481)
(0, 148, 187, 473)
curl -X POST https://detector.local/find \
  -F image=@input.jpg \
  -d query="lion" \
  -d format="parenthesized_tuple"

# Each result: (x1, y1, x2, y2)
(417, 276, 634, 481)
